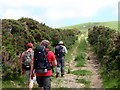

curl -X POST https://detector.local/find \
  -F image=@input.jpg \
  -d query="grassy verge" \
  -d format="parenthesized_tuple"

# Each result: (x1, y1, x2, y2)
(65, 39, 79, 63)
(99, 69, 120, 88)
(2, 75, 27, 88)
(102, 77, 118, 88)
(2, 75, 38, 88)
(64, 35, 80, 74)
(75, 35, 88, 67)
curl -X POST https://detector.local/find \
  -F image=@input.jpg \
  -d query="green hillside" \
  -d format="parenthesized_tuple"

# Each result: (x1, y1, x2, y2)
(61, 21, 118, 32)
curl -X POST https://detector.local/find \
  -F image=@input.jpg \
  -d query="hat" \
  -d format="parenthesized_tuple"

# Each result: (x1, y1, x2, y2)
(27, 43, 33, 47)
(58, 41, 63, 45)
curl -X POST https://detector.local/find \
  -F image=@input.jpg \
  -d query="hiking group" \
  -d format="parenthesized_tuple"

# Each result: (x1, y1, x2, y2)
(20, 40, 67, 90)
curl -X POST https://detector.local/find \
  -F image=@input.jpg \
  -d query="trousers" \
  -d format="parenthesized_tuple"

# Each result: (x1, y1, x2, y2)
(56, 56, 64, 75)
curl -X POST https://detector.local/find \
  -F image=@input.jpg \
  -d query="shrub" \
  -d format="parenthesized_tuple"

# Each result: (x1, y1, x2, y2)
(88, 25, 120, 87)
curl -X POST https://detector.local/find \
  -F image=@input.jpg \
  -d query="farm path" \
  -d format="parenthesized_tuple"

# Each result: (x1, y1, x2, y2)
(51, 33, 102, 88)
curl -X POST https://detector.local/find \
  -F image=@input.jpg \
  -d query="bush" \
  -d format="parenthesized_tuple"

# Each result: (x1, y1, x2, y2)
(88, 25, 120, 87)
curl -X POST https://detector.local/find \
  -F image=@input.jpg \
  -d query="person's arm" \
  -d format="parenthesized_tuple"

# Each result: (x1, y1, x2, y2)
(52, 60, 57, 68)
(30, 59, 35, 79)
(50, 51, 57, 68)
(64, 46, 68, 54)
(63, 46, 68, 54)
(20, 52, 25, 75)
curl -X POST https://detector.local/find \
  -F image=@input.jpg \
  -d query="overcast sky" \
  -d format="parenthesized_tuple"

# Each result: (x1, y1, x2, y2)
(0, 0, 119, 28)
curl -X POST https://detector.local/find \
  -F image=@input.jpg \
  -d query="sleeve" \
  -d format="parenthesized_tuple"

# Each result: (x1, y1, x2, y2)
(48, 51, 56, 62)
(63, 46, 68, 54)
(51, 52, 56, 61)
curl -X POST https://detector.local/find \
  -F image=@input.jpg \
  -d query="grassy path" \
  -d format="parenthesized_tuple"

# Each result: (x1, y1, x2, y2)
(85, 38, 102, 88)
(51, 33, 103, 88)
(2, 32, 103, 89)
(51, 34, 85, 88)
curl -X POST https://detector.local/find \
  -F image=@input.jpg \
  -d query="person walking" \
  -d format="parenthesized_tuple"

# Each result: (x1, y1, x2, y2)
(55, 41, 68, 78)
(20, 43, 36, 89)
(30, 40, 57, 90)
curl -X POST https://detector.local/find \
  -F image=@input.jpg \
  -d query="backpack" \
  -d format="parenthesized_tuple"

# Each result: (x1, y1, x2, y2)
(23, 50, 33, 70)
(55, 45, 64, 57)
(34, 46, 51, 74)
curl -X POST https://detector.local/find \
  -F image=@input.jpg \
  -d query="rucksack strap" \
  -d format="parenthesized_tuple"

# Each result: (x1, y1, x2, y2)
(46, 50, 51, 64)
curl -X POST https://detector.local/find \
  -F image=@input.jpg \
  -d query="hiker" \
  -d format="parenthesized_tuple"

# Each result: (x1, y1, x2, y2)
(30, 40, 57, 90)
(20, 43, 36, 89)
(55, 41, 68, 78)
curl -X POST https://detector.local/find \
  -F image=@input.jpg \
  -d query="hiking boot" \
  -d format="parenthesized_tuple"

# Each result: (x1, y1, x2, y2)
(61, 74, 64, 77)
(56, 73, 59, 78)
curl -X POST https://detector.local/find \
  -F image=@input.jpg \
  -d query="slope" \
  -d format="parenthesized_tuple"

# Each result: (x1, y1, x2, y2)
(60, 21, 118, 32)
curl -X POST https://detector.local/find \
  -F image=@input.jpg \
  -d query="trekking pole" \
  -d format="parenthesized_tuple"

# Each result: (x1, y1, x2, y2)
(51, 66, 54, 73)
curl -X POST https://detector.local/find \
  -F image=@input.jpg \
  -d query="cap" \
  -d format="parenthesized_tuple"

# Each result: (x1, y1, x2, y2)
(58, 41, 63, 45)
(27, 43, 33, 47)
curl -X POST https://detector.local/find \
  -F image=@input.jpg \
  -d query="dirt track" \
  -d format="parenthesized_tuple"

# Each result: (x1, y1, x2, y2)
(51, 34, 102, 88)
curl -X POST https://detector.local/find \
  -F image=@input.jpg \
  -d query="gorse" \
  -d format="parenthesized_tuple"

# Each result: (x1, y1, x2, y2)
(88, 26, 120, 88)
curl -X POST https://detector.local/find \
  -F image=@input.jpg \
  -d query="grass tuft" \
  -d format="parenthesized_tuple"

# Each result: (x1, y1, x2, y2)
(76, 78, 90, 88)
(75, 53, 86, 67)
(71, 70, 92, 76)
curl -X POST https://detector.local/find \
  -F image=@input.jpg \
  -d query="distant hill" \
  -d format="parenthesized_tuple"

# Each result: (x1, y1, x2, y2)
(61, 21, 118, 32)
